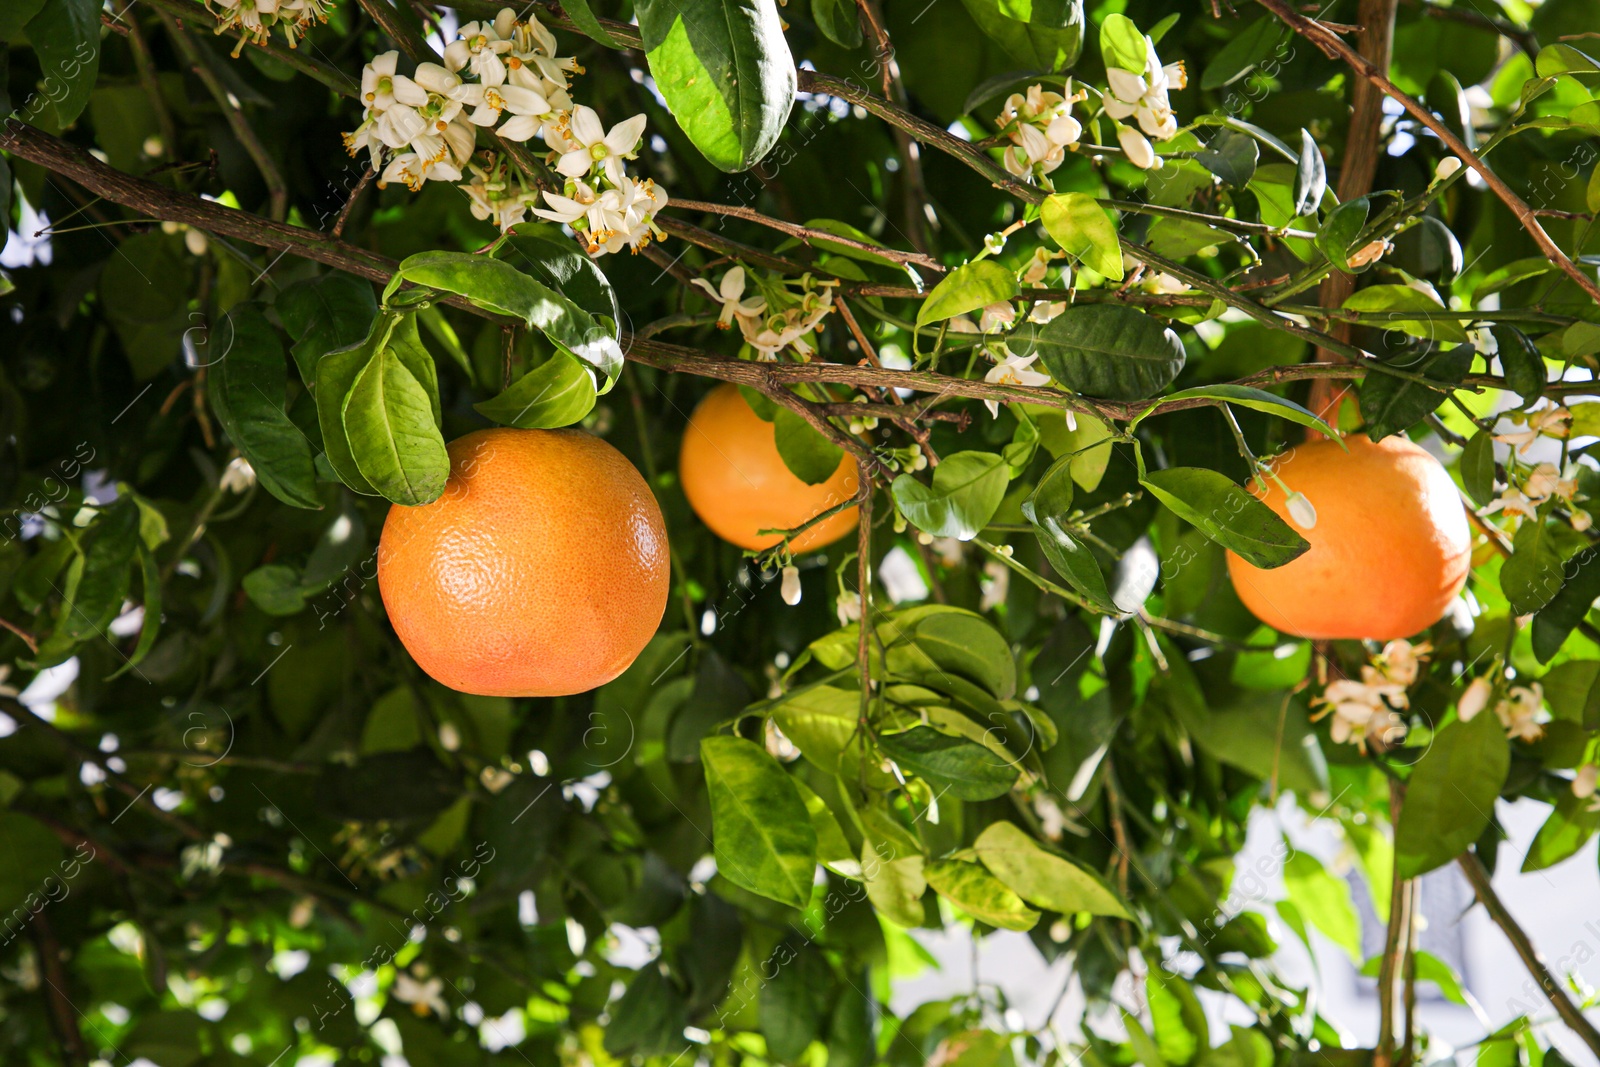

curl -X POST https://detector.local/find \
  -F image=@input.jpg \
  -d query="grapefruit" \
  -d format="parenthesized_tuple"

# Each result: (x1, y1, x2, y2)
(377, 428, 669, 697)
(678, 383, 859, 552)
(1225, 434, 1470, 640)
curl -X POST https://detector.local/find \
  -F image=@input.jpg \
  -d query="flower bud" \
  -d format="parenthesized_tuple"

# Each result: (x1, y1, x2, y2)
(1573, 763, 1598, 799)
(780, 565, 802, 606)
(1286, 491, 1317, 530)
(1118, 126, 1158, 170)
(1434, 157, 1462, 181)
(1458, 676, 1493, 722)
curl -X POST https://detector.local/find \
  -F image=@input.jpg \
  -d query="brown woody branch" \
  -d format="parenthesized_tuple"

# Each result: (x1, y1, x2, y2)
(667, 199, 943, 272)
(1458, 851, 1600, 1058)
(1256, 0, 1600, 306)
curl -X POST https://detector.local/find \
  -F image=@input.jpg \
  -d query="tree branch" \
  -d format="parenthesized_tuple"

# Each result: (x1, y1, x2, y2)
(1256, 0, 1600, 306)
(1458, 851, 1600, 1059)
(667, 199, 943, 271)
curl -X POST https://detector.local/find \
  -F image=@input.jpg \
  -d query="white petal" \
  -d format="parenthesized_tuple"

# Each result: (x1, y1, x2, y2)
(391, 76, 429, 107)
(721, 266, 746, 301)
(556, 149, 593, 177)
(1106, 68, 1147, 102)
(604, 114, 648, 155)
(498, 114, 540, 141)
(413, 62, 459, 94)
(569, 105, 605, 145)
(497, 84, 548, 115)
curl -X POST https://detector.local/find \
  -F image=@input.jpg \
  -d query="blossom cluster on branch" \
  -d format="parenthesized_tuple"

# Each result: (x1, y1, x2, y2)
(208, 0, 333, 51)
(343, 8, 666, 253)
(690, 267, 838, 360)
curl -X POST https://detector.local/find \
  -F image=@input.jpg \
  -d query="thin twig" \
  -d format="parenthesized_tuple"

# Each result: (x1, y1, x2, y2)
(1257, 0, 1600, 305)
(668, 199, 942, 271)
(159, 10, 290, 220)
(332, 167, 376, 237)
(1458, 851, 1600, 1058)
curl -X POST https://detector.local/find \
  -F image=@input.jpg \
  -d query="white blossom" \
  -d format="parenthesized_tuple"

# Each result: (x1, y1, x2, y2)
(1117, 125, 1158, 170)
(781, 566, 802, 606)
(1458, 676, 1493, 722)
(1103, 35, 1186, 140)
(553, 106, 647, 187)
(692, 267, 767, 329)
(982, 352, 1051, 417)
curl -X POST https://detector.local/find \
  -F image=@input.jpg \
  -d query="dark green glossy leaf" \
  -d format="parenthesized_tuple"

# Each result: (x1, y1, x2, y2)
(1293, 129, 1327, 215)
(1022, 456, 1117, 612)
(1502, 515, 1565, 616)
(1017, 305, 1185, 401)
(1531, 544, 1600, 662)
(960, 0, 1084, 70)
(1460, 430, 1496, 509)
(1201, 17, 1283, 90)
(276, 273, 378, 391)
(876, 725, 1018, 801)
(811, 0, 862, 47)
(636, 0, 796, 172)
(1140, 467, 1308, 568)
(1357, 345, 1471, 440)
(1493, 324, 1545, 401)
(1196, 129, 1259, 187)
(207, 305, 322, 510)
(25, 0, 100, 126)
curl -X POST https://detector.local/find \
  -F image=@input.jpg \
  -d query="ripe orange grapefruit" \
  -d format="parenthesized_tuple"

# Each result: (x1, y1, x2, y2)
(1225, 434, 1470, 640)
(377, 428, 669, 697)
(679, 383, 859, 552)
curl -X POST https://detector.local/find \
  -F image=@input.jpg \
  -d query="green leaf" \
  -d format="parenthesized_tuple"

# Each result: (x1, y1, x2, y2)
(700, 735, 818, 909)
(760, 944, 832, 1060)
(973, 821, 1130, 917)
(1472, 256, 1553, 305)
(1535, 43, 1600, 77)
(25, 0, 100, 126)
(774, 408, 846, 485)
(392, 251, 622, 387)
(243, 564, 316, 616)
(860, 838, 926, 928)
(887, 605, 1017, 699)
(1531, 543, 1600, 661)
(504, 232, 622, 329)
(1315, 197, 1371, 273)
(1460, 430, 1496, 509)
(1041, 193, 1123, 280)
(604, 967, 691, 1058)
(1524, 789, 1600, 872)
(207, 305, 322, 510)
(1357, 345, 1471, 440)
(1293, 129, 1328, 215)
(1200, 17, 1284, 89)
(0, 0, 46, 38)
(1196, 129, 1259, 187)
(1502, 516, 1565, 616)
(1138, 385, 1335, 436)
(1493, 324, 1545, 400)
(1100, 12, 1148, 72)
(109, 543, 163, 678)
(636, 0, 796, 172)
(924, 858, 1040, 931)
(812, 0, 862, 47)
(1016, 305, 1186, 401)
(1342, 285, 1468, 343)
(916, 261, 1018, 329)
(1282, 851, 1361, 961)
(559, 0, 620, 46)
(314, 317, 393, 496)
(474, 351, 598, 429)
(891, 451, 1010, 540)
(99, 233, 194, 381)
(1022, 456, 1117, 612)
(960, 0, 1085, 70)
(276, 273, 378, 391)
(0, 812, 65, 915)
(1394, 711, 1509, 878)
(1140, 467, 1309, 568)
(876, 725, 1019, 801)
(342, 346, 450, 506)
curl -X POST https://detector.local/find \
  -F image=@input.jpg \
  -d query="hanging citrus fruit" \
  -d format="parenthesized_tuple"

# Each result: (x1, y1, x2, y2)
(1226, 434, 1471, 640)
(377, 428, 669, 697)
(679, 383, 859, 552)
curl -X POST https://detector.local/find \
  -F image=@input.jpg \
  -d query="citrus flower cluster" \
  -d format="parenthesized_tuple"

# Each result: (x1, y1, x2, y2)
(1102, 30, 1186, 169)
(1458, 676, 1545, 741)
(692, 267, 838, 360)
(343, 9, 667, 252)
(1486, 461, 1589, 530)
(995, 84, 1085, 181)
(207, 0, 332, 52)
(1312, 640, 1430, 752)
